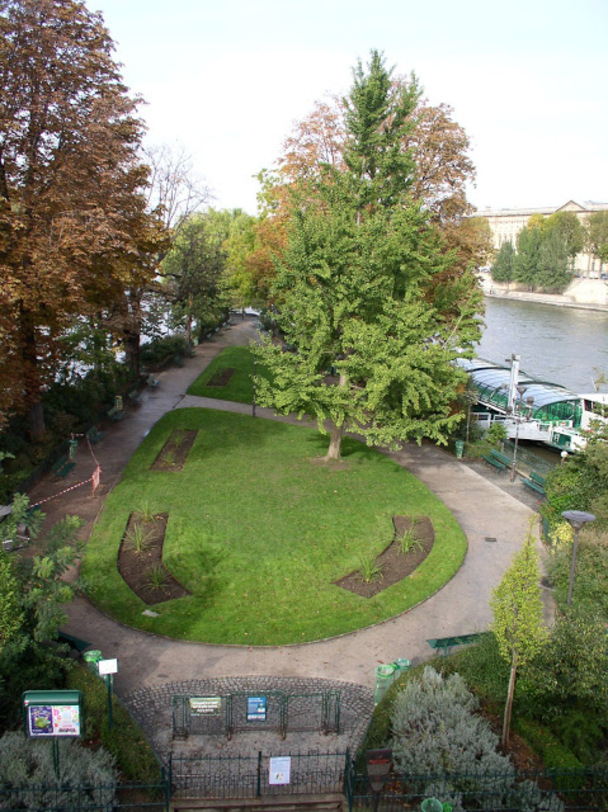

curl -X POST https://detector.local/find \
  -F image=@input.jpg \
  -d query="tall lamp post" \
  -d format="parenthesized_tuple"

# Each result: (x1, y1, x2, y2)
(562, 510, 596, 605)
(510, 385, 532, 482)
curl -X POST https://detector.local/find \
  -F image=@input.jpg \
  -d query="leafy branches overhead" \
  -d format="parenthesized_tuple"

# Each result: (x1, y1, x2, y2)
(254, 50, 483, 460)
(0, 0, 165, 434)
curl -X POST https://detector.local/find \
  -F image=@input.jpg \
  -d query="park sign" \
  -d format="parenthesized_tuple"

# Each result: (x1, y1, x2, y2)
(23, 690, 83, 738)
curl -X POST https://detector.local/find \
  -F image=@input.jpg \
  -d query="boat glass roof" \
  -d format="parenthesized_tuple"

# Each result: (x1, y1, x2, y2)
(458, 358, 580, 408)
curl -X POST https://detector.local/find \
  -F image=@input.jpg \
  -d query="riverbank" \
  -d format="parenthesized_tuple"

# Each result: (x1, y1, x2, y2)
(479, 275, 608, 312)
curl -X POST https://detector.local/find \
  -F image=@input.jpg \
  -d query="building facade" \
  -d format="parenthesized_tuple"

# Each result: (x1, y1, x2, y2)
(477, 200, 607, 276)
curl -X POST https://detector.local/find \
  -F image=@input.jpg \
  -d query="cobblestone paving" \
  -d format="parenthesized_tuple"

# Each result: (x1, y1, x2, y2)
(122, 675, 374, 766)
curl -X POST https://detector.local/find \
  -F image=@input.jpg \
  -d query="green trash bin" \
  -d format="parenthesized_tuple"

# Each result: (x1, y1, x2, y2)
(373, 663, 396, 705)
(420, 800, 444, 812)
(83, 649, 103, 674)
(455, 440, 464, 459)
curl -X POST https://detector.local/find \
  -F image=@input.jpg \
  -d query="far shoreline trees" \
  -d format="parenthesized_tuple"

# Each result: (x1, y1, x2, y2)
(489, 210, 593, 293)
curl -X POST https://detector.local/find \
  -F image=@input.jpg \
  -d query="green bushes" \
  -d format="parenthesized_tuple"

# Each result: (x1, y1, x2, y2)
(140, 335, 188, 368)
(389, 666, 564, 811)
(66, 665, 161, 783)
(0, 732, 118, 808)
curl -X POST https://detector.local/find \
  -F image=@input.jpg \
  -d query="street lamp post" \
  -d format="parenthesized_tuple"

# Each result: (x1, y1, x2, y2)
(510, 385, 530, 482)
(562, 510, 596, 606)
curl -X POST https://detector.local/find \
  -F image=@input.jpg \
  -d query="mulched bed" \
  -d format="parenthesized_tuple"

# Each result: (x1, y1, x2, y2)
(150, 429, 197, 472)
(117, 513, 191, 605)
(207, 367, 235, 386)
(335, 516, 434, 598)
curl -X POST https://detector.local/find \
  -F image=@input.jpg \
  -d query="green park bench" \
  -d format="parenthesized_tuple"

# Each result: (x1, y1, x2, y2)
(52, 454, 75, 479)
(86, 425, 104, 444)
(482, 452, 507, 471)
(490, 448, 512, 468)
(58, 631, 92, 654)
(520, 471, 546, 497)
(427, 632, 490, 657)
(127, 388, 144, 405)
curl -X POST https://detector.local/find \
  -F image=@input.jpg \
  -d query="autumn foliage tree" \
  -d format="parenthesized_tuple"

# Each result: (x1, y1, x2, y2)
(0, 0, 163, 436)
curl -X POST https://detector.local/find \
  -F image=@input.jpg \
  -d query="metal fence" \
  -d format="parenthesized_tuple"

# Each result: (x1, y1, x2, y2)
(346, 765, 608, 811)
(172, 689, 341, 740)
(169, 750, 349, 800)
(0, 779, 170, 812)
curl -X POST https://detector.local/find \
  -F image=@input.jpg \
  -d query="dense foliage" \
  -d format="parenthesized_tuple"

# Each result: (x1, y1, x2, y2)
(0, 0, 165, 437)
(254, 51, 484, 459)
(490, 211, 586, 293)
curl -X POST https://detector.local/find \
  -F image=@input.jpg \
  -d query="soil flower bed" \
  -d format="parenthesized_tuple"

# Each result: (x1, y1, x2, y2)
(336, 517, 434, 598)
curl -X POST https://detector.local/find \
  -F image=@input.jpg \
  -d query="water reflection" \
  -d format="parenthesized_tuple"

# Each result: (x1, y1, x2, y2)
(476, 297, 608, 393)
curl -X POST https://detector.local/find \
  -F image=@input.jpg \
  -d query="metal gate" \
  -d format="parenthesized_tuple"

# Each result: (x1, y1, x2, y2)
(169, 750, 349, 801)
(172, 690, 341, 739)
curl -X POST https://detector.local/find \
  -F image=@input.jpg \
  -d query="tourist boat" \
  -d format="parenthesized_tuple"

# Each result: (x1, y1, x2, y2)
(459, 355, 608, 452)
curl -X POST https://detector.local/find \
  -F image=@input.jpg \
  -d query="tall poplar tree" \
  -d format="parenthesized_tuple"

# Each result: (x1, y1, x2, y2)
(0, 0, 161, 436)
(490, 525, 547, 749)
(254, 51, 482, 460)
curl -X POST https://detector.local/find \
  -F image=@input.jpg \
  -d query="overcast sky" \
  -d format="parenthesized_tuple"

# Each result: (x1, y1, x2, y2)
(91, 0, 608, 216)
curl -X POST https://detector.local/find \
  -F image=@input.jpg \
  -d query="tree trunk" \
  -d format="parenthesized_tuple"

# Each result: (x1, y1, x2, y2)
(124, 331, 140, 378)
(324, 423, 344, 461)
(28, 401, 45, 440)
(501, 652, 518, 751)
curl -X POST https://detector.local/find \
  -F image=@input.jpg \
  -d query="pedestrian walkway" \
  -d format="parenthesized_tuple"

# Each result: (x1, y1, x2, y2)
(28, 317, 549, 697)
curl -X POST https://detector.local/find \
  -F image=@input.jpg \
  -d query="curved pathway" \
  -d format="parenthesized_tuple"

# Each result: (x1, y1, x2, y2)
(27, 318, 550, 698)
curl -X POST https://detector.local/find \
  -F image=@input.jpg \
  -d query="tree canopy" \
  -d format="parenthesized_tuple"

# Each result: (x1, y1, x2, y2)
(0, 0, 164, 435)
(254, 51, 483, 460)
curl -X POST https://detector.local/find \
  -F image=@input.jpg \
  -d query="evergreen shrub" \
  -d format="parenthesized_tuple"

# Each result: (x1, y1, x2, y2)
(0, 732, 117, 809)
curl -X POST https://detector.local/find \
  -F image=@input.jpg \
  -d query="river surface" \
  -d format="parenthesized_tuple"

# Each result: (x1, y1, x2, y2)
(475, 297, 608, 394)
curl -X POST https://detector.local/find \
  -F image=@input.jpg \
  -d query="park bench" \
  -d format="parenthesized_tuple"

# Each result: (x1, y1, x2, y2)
(490, 448, 512, 468)
(107, 404, 124, 421)
(520, 471, 546, 497)
(482, 452, 507, 471)
(86, 426, 104, 444)
(127, 388, 144, 406)
(482, 448, 512, 471)
(58, 631, 91, 655)
(427, 632, 490, 657)
(52, 454, 75, 479)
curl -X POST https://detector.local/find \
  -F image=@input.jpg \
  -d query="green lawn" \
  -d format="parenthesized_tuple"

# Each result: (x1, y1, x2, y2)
(186, 345, 258, 403)
(83, 408, 467, 645)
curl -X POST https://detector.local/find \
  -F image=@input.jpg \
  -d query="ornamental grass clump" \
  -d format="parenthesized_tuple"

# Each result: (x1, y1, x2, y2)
(398, 524, 424, 555)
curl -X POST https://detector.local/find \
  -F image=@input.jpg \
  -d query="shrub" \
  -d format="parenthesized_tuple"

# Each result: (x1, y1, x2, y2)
(390, 666, 564, 811)
(0, 731, 117, 809)
(140, 335, 188, 367)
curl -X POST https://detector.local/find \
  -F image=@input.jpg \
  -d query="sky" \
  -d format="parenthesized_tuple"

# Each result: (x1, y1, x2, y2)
(91, 0, 608, 216)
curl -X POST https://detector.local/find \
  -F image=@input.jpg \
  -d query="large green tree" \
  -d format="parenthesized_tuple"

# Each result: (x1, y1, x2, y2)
(491, 241, 516, 284)
(0, 0, 161, 435)
(514, 223, 543, 290)
(159, 210, 228, 343)
(586, 210, 608, 267)
(254, 51, 483, 460)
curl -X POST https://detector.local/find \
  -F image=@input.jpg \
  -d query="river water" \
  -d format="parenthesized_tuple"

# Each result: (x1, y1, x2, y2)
(475, 297, 608, 394)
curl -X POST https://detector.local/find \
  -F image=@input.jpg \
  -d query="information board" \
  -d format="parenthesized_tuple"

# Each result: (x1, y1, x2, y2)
(23, 691, 83, 738)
